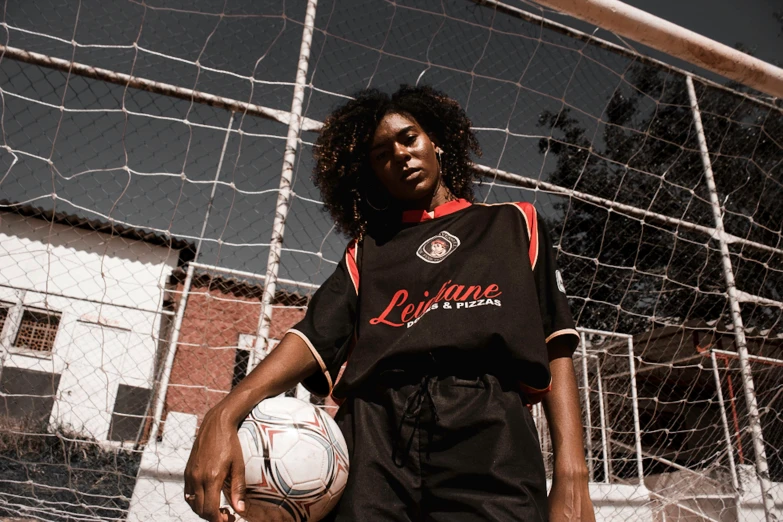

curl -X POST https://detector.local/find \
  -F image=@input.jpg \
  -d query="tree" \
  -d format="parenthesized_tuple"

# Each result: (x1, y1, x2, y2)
(537, 64, 783, 338)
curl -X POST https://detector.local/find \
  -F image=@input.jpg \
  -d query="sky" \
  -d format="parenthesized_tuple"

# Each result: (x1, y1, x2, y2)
(545, 0, 782, 83)
(623, 0, 781, 67)
(0, 0, 780, 287)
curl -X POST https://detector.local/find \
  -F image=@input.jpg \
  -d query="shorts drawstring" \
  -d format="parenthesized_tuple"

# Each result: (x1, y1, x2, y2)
(392, 373, 440, 467)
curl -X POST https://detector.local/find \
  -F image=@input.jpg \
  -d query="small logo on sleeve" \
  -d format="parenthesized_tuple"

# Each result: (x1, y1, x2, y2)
(416, 231, 460, 263)
(556, 270, 566, 293)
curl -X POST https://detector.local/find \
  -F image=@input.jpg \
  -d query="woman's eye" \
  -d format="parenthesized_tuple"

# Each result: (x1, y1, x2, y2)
(405, 135, 417, 144)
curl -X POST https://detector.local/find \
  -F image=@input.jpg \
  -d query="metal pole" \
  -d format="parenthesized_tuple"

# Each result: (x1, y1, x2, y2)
(580, 333, 595, 482)
(708, 349, 783, 368)
(148, 263, 195, 444)
(686, 75, 775, 521)
(0, 44, 322, 132)
(626, 337, 645, 484)
(194, 112, 234, 260)
(468, 0, 782, 111)
(251, 0, 318, 370)
(594, 353, 611, 483)
(723, 356, 746, 464)
(472, 164, 783, 258)
(709, 348, 742, 502)
(516, 0, 783, 98)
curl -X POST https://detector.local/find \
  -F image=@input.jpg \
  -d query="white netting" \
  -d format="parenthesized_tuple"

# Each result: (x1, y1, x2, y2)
(0, 0, 781, 521)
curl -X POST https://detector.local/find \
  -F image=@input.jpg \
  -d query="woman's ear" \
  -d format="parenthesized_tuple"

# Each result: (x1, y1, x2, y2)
(427, 134, 442, 153)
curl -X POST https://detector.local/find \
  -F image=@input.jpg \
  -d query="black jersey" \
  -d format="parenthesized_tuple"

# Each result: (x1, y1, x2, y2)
(288, 199, 578, 404)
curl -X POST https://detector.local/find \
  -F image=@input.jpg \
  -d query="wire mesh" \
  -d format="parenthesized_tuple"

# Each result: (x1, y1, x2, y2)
(0, 0, 781, 520)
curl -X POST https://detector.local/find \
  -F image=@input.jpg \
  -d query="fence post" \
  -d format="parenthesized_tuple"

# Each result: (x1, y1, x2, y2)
(626, 337, 645, 484)
(686, 75, 774, 521)
(148, 263, 195, 444)
(579, 332, 595, 482)
(251, 0, 319, 369)
(594, 352, 611, 483)
(708, 348, 742, 506)
(146, 111, 235, 444)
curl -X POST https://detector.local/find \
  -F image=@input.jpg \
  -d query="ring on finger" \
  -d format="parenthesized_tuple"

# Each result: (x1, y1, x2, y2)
(184, 493, 196, 502)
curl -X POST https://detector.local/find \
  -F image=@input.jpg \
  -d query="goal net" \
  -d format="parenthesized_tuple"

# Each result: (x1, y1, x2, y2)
(0, 0, 780, 521)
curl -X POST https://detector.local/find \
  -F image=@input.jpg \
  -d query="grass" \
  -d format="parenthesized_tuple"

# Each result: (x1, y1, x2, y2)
(0, 418, 142, 521)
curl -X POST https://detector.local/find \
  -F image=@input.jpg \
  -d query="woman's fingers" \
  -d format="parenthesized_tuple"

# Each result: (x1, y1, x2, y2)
(228, 454, 247, 516)
(202, 479, 226, 522)
(190, 483, 206, 520)
(219, 507, 236, 522)
(184, 446, 199, 508)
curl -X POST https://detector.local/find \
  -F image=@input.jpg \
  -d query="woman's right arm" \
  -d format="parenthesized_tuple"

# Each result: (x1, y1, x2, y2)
(184, 332, 320, 522)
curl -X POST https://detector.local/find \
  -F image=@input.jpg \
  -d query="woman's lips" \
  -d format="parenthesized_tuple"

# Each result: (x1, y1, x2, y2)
(401, 168, 421, 181)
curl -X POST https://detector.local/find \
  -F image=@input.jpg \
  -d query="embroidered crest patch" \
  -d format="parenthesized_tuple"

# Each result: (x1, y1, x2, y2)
(417, 231, 460, 263)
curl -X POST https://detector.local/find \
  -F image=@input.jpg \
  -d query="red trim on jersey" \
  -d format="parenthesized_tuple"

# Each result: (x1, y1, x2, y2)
(513, 202, 539, 270)
(346, 240, 360, 295)
(401, 198, 471, 223)
(518, 379, 552, 405)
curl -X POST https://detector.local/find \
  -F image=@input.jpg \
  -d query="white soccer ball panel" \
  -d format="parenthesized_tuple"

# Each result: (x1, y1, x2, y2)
(257, 397, 305, 419)
(237, 397, 350, 521)
(279, 438, 328, 485)
(237, 425, 263, 458)
(275, 458, 297, 494)
(288, 478, 327, 496)
(243, 502, 295, 522)
(317, 408, 348, 456)
(267, 429, 300, 460)
(303, 490, 340, 521)
(244, 455, 267, 486)
(290, 403, 322, 424)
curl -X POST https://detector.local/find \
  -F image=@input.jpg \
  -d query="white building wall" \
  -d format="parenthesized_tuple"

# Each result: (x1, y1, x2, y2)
(0, 212, 181, 440)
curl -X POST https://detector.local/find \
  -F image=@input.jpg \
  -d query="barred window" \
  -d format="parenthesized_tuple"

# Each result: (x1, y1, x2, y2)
(0, 306, 8, 334)
(14, 310, 60, 353)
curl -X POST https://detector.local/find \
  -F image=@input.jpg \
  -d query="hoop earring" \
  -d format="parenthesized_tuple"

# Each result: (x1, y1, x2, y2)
(435, 150, 456, 202)
(365, 191, 390, 211)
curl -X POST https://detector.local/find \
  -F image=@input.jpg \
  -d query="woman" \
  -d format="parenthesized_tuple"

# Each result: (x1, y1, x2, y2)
(185, 85, 595, 522)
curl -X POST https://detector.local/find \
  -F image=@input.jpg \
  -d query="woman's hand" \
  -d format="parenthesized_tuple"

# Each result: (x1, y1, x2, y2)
(184, 406, 247, 522)
(182, 333, 320, 521)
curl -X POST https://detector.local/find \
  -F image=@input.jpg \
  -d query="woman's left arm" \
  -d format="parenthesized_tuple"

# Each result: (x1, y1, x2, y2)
(542, 341, 596, 522)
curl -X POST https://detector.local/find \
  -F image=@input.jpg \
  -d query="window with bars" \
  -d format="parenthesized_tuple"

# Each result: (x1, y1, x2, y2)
(0, 305, 8, 334)
(14, 309, 60, 353)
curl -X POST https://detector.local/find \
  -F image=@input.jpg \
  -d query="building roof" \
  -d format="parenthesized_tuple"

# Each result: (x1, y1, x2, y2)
(1, 200, 196, 265)
(172, 268, 310, 307)
(594, 319, 783, 357)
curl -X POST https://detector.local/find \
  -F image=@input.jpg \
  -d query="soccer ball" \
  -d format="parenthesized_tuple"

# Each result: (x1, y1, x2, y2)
(231, 397, 350, 522)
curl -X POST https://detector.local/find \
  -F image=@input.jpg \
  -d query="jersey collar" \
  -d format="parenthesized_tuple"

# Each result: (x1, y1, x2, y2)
(401, 198, 472, 223)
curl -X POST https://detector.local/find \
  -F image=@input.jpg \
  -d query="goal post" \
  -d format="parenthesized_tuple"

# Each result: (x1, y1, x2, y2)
(511, 0, 783, 99)
(0, 1, 781, 521)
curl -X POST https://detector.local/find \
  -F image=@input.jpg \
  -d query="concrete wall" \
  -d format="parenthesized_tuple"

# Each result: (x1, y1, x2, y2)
(0, 212, 179, 440)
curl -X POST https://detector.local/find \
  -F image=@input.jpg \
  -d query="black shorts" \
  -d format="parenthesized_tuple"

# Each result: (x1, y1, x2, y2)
(326, 370, 548, 521)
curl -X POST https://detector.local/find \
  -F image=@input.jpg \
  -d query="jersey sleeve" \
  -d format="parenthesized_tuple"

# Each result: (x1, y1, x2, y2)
(287, 241, 360, 397)
(531, 213, 579, 359)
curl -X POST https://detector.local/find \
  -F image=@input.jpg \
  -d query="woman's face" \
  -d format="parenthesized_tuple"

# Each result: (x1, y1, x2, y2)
(369, 112, 441, 205)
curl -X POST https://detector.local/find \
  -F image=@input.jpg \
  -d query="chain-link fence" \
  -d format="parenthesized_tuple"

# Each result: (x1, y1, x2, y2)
(0, 0, 781, 520)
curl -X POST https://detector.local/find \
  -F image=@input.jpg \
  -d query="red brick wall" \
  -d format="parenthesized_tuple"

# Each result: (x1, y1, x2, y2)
(163, 283, 306, 427)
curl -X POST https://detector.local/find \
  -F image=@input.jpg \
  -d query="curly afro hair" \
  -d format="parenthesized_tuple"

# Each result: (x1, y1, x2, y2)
(313, 85, 482, 240)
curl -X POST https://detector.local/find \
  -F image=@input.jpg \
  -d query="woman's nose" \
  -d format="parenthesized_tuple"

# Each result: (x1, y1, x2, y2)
(393, 143, 410, 161)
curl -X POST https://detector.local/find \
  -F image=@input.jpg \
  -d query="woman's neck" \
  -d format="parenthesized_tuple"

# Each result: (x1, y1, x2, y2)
(402, 184, 455, 213)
